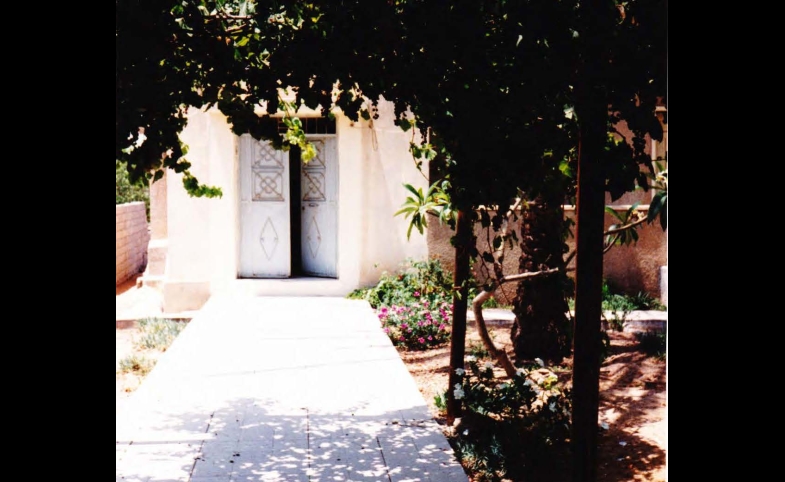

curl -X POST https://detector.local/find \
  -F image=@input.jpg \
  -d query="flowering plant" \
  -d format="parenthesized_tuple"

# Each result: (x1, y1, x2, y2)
(378, 300, 452, 350)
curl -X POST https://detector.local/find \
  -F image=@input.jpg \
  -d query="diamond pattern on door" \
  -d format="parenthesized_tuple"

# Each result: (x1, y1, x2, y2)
(305, 216, 321, 259)
(259, 217, 279, 260)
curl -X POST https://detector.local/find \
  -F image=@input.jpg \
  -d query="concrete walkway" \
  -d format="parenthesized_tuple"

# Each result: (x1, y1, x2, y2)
(116, 296, 468, 482)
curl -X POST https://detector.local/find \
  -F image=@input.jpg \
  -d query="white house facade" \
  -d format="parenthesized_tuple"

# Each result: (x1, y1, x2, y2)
(144, 100, 430, 312)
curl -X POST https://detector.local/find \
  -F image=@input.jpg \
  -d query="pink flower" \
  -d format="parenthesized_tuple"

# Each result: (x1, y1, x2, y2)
(383, 327, 390, 333)
(413, 291, 421, 297)
(439, 324, 446, 330)
(422, 300, 429, 306)
(399, 336, 406, 341)
(418, 337, 425, 344)
(427, 336, 433, 341)
(381, 307, 388, 314)
(401, 323, 408, 329)
(417, 321, 424, 327)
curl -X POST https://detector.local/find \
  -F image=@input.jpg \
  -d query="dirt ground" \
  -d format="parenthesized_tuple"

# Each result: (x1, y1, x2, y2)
(398, 321, 667, 482)
(116, 282, 666, 481)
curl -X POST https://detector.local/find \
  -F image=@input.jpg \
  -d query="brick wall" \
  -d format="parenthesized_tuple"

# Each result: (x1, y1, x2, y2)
(116, 202, 150, 285)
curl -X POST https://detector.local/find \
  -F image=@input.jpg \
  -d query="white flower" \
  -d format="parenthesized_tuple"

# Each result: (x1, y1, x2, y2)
(549, 402, 557, 412)
(455, 368, 465, 376)
(523, 379, 533, 387)
(515, 368, 528, 377)
(534, 358, 545, 367)
(600, 422, 609, 430)
(483, 361, 494, 370)
(463, 429, 469, 436)
(453, 384, 465, 400)
(465, 355, 476, 362)
(619, 441, 627, 447)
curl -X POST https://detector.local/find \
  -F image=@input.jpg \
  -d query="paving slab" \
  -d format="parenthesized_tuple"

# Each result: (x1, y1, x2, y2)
(117, 296, 468, 482)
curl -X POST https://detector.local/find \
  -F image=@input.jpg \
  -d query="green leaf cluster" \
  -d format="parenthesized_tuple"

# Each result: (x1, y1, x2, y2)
(394, 180, 454, 239)
(116, 160, 150, 208)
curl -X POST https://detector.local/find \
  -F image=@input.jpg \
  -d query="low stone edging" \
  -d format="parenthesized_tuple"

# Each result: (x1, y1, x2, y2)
(468, 308, 667, 333)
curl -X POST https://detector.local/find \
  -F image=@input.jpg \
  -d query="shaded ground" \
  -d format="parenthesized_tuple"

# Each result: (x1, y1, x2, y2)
(397, 321, 667, 482)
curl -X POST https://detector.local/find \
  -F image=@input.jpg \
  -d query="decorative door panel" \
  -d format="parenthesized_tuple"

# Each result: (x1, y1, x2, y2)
(239, 135, 292, 278)
(301, 137, 337, 277)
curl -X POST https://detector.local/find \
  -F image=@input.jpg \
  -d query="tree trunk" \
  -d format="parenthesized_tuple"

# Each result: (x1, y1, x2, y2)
(570, 99, 608, 482)
(510, 196, 572, 364)
(445, 209, 472, 422)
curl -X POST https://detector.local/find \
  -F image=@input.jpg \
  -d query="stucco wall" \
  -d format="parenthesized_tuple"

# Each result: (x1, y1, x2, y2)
(357, 98, 429, 286)
(116, 202, 150, 285)
(160, 102, 428, 310)
(427, 206, 667, 304)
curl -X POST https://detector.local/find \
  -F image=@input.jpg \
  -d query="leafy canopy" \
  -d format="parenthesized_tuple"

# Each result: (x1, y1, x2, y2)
(117, 0, 666, 208)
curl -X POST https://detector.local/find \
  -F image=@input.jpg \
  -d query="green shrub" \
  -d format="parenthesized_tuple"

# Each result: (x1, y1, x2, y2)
(568, 279, 665, 333)
(568, 279, 666, 313)
(467, 341, 490, 360)
(134, 318, 187, 351)
(480, 296, 513, 310)
(349, 258, 454, 309)
(116, 160, 150, 218)
(118, 354, 155, 376)
(434, 390, 448, 412)
(628, 291, 667, 311)
(450, 358, 572, 482)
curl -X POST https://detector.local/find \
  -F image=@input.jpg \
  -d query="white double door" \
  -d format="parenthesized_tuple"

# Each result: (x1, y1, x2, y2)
(239, 134, 337, 278)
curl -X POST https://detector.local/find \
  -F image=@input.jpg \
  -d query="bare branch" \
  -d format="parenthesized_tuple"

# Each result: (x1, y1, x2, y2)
(499, 267, 561, 284)
(604, 215, 648, 235)
(471, 289, 517, 377)
(603, 233, 621, 254)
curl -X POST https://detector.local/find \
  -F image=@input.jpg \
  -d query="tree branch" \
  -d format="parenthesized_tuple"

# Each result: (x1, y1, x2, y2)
(499, 267, 561, 283)
(471, 289, 517, 377)
(603, 233, 621, 254)
(604, 215, 647, 235)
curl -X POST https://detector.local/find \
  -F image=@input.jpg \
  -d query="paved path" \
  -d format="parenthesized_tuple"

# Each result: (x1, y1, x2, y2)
(116, 296, 468, 482)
